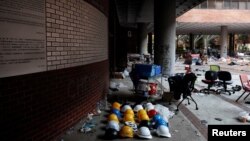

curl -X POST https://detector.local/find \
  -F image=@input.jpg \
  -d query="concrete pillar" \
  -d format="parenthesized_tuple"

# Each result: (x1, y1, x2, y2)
(138, 23, 148, 55)
(189, 33, 194, 51)
(220, 26, 228, 58)
(148, 32, 153, 55)
(229, 33, 235, 57)
(154, 0, 176, 76)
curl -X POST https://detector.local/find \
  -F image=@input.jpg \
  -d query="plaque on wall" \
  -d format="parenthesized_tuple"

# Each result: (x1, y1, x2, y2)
(0, 0, 46, 78)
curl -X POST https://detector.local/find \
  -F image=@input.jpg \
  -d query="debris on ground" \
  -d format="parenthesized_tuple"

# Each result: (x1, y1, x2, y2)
(245, 101, 250, 104)
(214, 118, 223, 121)
(195, 130, 201, 136)
(66, 127, 74, 135)
(200, 120, 208, 125)
(238, 111, 250, 123)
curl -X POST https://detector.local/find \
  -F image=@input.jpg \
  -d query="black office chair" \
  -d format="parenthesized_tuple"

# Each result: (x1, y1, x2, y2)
(168, 75, 183, 105)
(176, 73, 198, 111)
(200, 71, 218, 94)
(216, 71, 234, 95)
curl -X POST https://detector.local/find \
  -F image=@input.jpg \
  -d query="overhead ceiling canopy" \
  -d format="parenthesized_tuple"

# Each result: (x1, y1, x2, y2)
(176, 9, 250, 34)
(115, 0, 206, 28)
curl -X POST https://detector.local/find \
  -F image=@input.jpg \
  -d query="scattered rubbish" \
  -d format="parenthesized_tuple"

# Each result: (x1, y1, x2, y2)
(200, 120, 208, 125)
(174, 130, 179, 133)
(228, 62, 237, 65)
(232, 85, 242, 92)
(195, 131, 200, 136)
(79, 119, 97, 134)
(154, 104, 175, 120)
(238, 111, 250, 122)
(66, 127, 74, 135)
(245, 101, 250, 104)
(215, 118, 222, 121)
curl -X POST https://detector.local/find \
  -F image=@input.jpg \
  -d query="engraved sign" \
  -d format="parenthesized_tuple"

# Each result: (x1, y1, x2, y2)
(0, 0, 46, 78)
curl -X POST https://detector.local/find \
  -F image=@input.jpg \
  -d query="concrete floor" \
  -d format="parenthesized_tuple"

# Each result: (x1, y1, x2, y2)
(58, 60, 250, 141)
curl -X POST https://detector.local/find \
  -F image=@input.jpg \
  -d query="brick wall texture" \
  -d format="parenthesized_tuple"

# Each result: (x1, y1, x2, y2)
(0, 0, 109, 141)
(46, 0, 108, 70)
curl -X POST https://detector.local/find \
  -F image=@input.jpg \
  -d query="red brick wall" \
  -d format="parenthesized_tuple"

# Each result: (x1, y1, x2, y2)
(0, 60, 109, 141)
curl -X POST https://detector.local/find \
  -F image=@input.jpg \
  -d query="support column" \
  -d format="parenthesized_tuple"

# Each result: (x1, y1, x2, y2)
(154, 0, 176, 76)
(138, 23, 148, 55)
(148, 32, 153, 55)
(189, 33, 194, 51)
(229, 33, 235, 57)
(220, 26, 228, 58)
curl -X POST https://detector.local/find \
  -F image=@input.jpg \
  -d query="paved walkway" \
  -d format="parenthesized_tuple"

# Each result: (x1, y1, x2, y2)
(58, 60, 250, 141)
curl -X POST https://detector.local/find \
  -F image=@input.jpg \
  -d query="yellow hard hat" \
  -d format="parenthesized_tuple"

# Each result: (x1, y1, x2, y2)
(137, 109, 147, 118)
(108, 113, 119, 123)
(119, 125, 133, 138)
(123, 113, 135, 123)
(139, 114, 150, 122)
(124, 109, 134, 117)
(112, 102, 121, 110)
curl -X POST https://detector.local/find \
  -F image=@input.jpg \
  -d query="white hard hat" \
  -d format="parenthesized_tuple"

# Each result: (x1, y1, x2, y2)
(121, 105, 132, 112)
(106, 120, 120, 131)
(133, 104, 143, 112)
(156, 125, 171, 138)
(137, 126, 152, 139)
(145, 104, 154, 112)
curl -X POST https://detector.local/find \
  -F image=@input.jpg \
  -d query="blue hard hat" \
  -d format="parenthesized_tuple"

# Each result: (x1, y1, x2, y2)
(111, 108, 122, 118)
(152, 114, 163, 122)
(154, 119, 168, 129)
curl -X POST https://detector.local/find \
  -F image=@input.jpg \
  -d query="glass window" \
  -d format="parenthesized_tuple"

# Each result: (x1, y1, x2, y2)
(239, 0, 247, 9)
(215, 0, 223, 9)
(231, 0, 239, 9)
(224, 0, 231, 9)
(208, 0, 216, 8)
(201, 1, 208, 9)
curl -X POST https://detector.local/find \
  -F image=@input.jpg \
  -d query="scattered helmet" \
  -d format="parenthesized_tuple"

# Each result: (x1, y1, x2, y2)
(125, 121, 138, 132)
(137, 126, 152, 139)
(124, 109, 134, 117)
(139, 114, 150, 122)
(145, 104, 154, 112)
(105, 128, 118, 139)
(156, 125, 171, 138)
(123, 113, 135, 123)
(154, 119, 168, 129)
(138, 120, 151, 129)
(106, 120, 120, 131)
(133, 104, 144, 112)
(152, 114, 163, 123)
(112, 102, 121, 110)
(121, 105, 132, 113)
(137, 109, 147, 118)
(111, 108, 122, 118)
(147, 109, 157, 118)
(145, 102, 153, 107)
(108, 113, 119, 123)
(119, 125, 133, 138)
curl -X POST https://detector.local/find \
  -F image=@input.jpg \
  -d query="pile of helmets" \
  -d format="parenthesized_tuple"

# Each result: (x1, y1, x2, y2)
(105, 102, 171, 139)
